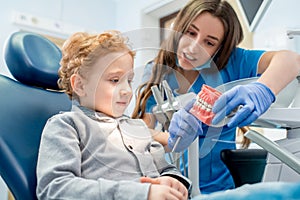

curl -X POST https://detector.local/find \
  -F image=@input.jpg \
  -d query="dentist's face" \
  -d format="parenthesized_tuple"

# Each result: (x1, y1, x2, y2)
(79, 52, 134, 117)
(176, 12, 224, 70)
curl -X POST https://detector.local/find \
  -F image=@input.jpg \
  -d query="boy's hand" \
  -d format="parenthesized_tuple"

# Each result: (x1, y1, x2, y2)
(140, 176, 188, 200)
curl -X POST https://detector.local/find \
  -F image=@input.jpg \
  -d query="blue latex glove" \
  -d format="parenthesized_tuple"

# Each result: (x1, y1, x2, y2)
(168, 99, 202, 152)
(212, 82, 275, 128)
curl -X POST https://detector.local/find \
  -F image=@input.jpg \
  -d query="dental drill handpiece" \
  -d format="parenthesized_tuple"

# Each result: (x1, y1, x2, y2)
(151, 85, 171, 130)
(161, 80, 184, 153)
(152, 81, 197, 152)
(162, 80, 177, 110)
(172, 136, 182, 152)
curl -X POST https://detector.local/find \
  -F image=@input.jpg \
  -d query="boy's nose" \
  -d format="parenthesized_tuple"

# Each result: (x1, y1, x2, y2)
(119, 84, 132, 96)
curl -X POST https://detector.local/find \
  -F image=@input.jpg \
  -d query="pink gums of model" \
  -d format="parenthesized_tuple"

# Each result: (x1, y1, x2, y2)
(190, 84, 222, 125)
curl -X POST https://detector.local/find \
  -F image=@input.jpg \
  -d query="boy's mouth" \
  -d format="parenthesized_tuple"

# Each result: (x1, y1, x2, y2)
(190, 84, 221, 125)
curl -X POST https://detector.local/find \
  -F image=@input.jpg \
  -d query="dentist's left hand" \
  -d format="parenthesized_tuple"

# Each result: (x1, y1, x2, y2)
(168, 99, 203, 152)
(212, 82, 275, 128)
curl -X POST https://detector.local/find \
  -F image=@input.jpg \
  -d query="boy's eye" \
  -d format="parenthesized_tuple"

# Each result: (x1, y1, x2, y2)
(111, 78, 119, 83)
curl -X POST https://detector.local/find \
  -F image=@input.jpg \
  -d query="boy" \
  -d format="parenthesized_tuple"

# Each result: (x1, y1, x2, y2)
(36, 31, 198, 200)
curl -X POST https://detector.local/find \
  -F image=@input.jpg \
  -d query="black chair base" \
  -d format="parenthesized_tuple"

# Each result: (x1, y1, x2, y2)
(221, 149, 268, 187)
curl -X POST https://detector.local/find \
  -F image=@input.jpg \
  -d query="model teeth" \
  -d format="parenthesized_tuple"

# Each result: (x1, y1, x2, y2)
(190, 84, 222, 126)
(196, 96, 212, 112)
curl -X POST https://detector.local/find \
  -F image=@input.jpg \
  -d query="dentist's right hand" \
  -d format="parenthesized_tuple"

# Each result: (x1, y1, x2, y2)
(168, 99, 203, 152)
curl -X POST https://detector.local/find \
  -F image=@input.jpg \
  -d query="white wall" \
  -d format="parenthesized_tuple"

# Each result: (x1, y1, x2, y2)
(2, 0, 300, 84)
(253, 0, 300, 52)
(0, 177, 8, 200)
(0, 0, 117, 76)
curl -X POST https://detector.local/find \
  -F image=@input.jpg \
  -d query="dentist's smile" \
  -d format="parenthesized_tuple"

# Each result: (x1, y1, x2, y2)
(183, 52, 197, 61)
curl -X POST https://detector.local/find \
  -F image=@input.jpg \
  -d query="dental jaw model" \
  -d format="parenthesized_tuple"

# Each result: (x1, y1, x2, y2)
(190, 84, 239, 127)
(190, 84, 222, 126)
(152, 82, 236, 129)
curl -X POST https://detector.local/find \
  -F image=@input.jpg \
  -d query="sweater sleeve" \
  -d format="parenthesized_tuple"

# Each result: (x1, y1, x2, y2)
(149, 141, 192, 195)
(36, 115, 150, 200)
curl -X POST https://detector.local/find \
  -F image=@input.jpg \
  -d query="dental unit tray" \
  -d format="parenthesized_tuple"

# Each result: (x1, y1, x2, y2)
(245, 130, 300, 174)
(255, 108, 300, 129)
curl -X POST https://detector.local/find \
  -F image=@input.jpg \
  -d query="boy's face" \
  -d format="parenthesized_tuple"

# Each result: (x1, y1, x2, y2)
(78, 52, 134, 117)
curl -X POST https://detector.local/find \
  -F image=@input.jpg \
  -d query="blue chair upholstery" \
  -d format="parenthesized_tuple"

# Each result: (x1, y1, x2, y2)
(0, 31, 71, 200)
(4, 31, 62, 90)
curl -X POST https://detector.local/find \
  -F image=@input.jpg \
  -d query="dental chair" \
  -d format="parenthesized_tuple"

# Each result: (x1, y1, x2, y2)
(0, 31, 71, 200)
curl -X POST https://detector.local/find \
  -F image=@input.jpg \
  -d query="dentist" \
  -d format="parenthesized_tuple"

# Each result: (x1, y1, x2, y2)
(132, 0, 300, 194)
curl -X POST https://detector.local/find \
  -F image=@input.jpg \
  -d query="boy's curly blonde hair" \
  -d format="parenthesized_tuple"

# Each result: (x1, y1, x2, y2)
(58, 30, 135, 99)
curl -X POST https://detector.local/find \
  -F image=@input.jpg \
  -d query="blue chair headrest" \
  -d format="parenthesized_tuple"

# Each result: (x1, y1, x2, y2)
(4, 31, 62, 90)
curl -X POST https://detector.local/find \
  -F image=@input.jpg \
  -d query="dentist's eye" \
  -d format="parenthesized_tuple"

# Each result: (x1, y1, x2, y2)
(128, 79, 133, 85)
(206, 40, 215, 47)
(186, 30, 196, 37)
(128, 73, 134, 85)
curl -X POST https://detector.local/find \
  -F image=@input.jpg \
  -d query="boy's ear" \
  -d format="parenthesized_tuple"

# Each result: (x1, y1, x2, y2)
(70, 74, 86, 97)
